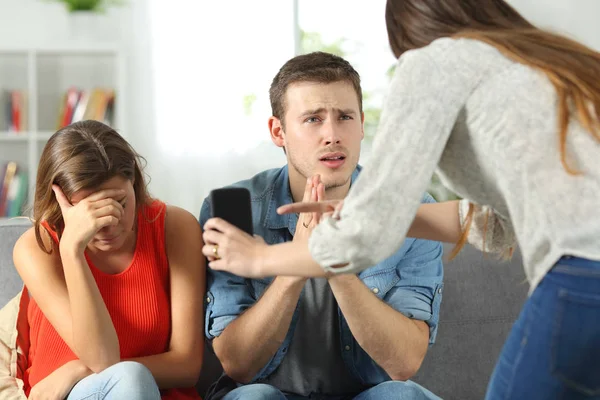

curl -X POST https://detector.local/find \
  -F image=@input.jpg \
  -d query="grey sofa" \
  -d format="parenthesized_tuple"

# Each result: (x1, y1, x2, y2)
(0, 218, 527, 399)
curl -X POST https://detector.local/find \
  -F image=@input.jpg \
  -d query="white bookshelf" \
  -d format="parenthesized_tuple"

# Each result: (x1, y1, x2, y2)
(0, 44, 126, 220)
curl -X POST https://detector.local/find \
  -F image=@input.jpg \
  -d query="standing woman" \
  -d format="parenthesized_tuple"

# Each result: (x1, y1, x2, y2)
(201, 1, 600, 399)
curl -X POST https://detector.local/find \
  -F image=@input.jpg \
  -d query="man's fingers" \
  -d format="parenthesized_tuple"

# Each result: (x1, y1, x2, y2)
(203, 229, 224, 245)
(277, 201, 338, 215)
(312, 174, 321, 188)
(52, 185, 72, 210)
(203, 217, 244, 236)
(207, 259, 226, 272)
(314, 182, 326, 223)
(302, 177, 312, 202)
(202, 243, 221, 259)
(310, 184, 319, 226)
(317, 182, 324, 202)
(305, 185, 316, 224)
(302, 174, 321, 203)
(298, 175, 320, 229)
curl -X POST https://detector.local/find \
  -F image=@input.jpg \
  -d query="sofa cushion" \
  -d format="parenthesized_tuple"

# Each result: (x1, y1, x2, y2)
(412, 244, 528, 399)
(0, 219, 29, 309)
(0, 288, 29, 399)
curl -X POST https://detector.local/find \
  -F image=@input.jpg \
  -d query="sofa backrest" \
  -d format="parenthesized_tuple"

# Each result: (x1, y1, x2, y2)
(0, 218, 30, 308)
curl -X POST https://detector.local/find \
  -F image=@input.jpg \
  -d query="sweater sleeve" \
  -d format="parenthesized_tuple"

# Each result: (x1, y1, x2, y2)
(458, 199, 516, 257)
(308, 45, 481, 274)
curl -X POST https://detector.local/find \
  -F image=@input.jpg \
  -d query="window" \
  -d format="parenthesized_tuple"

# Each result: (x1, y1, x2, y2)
(149, 0, 296, 156)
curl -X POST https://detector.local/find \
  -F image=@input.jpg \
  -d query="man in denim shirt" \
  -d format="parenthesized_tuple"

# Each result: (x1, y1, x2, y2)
(200, 52, 443, 400)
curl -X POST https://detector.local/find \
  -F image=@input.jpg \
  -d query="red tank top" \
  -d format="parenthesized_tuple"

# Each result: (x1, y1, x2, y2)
(25, 200, 200, 399)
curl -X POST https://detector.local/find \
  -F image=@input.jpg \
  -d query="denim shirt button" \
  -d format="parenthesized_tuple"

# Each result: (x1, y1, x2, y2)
(371, 287, 380, 294)
(344, 345, 351, 351)
(206, 297, 211, 303)
(438, 288, 443, 294)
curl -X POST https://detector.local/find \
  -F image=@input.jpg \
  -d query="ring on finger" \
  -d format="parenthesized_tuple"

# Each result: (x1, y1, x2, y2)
(212, 244, 220, 259)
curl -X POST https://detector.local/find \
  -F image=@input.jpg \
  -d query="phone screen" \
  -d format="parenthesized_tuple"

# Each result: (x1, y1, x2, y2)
(209, 188, 254, 235)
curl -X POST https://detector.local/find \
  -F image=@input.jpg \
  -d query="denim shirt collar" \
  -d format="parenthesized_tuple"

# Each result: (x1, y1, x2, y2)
(264, 165, 362, 236)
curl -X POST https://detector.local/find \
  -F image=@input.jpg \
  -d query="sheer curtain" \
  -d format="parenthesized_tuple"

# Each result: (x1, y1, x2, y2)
(137, 0, 294, 214)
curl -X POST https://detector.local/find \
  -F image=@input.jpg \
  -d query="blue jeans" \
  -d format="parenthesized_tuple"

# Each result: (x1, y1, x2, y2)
(485, 256, 600, 400)
(221, 380, 440, 400)
(66, 361, 161, 400)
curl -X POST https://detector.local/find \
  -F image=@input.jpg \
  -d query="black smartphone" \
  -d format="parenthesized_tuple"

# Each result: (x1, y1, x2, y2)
(209, 187, 254, 235)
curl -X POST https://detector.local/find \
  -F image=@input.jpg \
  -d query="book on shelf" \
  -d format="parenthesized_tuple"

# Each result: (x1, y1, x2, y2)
(56, 87, 116, 129)
(0, 161, 28, 218)
(3, 90, 28, 133)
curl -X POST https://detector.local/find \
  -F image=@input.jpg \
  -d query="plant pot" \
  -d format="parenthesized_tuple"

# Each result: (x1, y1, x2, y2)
(68, 10, 111, 42)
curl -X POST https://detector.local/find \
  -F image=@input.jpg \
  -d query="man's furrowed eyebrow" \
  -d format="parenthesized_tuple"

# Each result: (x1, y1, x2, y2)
(299, 108, 326, 117)
(299, 108, 357, 117)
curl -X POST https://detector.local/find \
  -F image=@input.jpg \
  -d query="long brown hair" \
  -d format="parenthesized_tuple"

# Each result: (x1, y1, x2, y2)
(386, 0, 600, 258)
(33, 120, 152, 253)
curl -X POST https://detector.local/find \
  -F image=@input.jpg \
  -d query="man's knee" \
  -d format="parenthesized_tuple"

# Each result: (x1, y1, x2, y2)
(223, 383, 286, 400)
(358, 380, 439, 400)
(102, 361, 161, 399)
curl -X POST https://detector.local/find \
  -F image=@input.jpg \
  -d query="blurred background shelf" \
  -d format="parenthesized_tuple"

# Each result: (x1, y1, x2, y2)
(0, 132, 29, 142)
(0, 46, 126, 218)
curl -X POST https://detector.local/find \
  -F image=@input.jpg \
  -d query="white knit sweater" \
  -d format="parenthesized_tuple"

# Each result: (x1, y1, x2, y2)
(309, 37, 600, 293)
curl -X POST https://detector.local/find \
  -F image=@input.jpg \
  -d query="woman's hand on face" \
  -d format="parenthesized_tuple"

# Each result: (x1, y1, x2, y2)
(202, 218, 269, 278)
(53, 185, 125, 253)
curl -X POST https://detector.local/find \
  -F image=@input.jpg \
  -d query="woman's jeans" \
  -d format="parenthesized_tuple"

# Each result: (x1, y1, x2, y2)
(485, 256, 600, 400)
(67, 361, 161, 400)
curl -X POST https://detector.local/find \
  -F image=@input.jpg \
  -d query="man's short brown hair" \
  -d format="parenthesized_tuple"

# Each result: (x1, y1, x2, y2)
(269, 52, 363, 126)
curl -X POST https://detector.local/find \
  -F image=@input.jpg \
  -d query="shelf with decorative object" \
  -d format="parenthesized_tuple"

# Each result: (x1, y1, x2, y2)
(0, 44, 126, 218)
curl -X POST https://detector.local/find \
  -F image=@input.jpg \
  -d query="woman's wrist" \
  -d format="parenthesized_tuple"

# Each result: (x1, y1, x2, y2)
(64, 360, 92, 386)
(253, 241, 269, 277)
(59, 233, 86, 258)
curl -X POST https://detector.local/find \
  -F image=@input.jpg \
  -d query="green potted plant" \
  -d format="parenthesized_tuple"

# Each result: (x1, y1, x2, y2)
(49, 0, 125, 13)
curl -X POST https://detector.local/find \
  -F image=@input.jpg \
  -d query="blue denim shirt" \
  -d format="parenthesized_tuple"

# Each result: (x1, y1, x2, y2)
(200, 166, 444, 386)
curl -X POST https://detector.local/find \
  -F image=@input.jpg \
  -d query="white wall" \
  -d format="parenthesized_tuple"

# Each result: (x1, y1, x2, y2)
(0, 0, 126, 46)
(507, 0, 600, 50)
